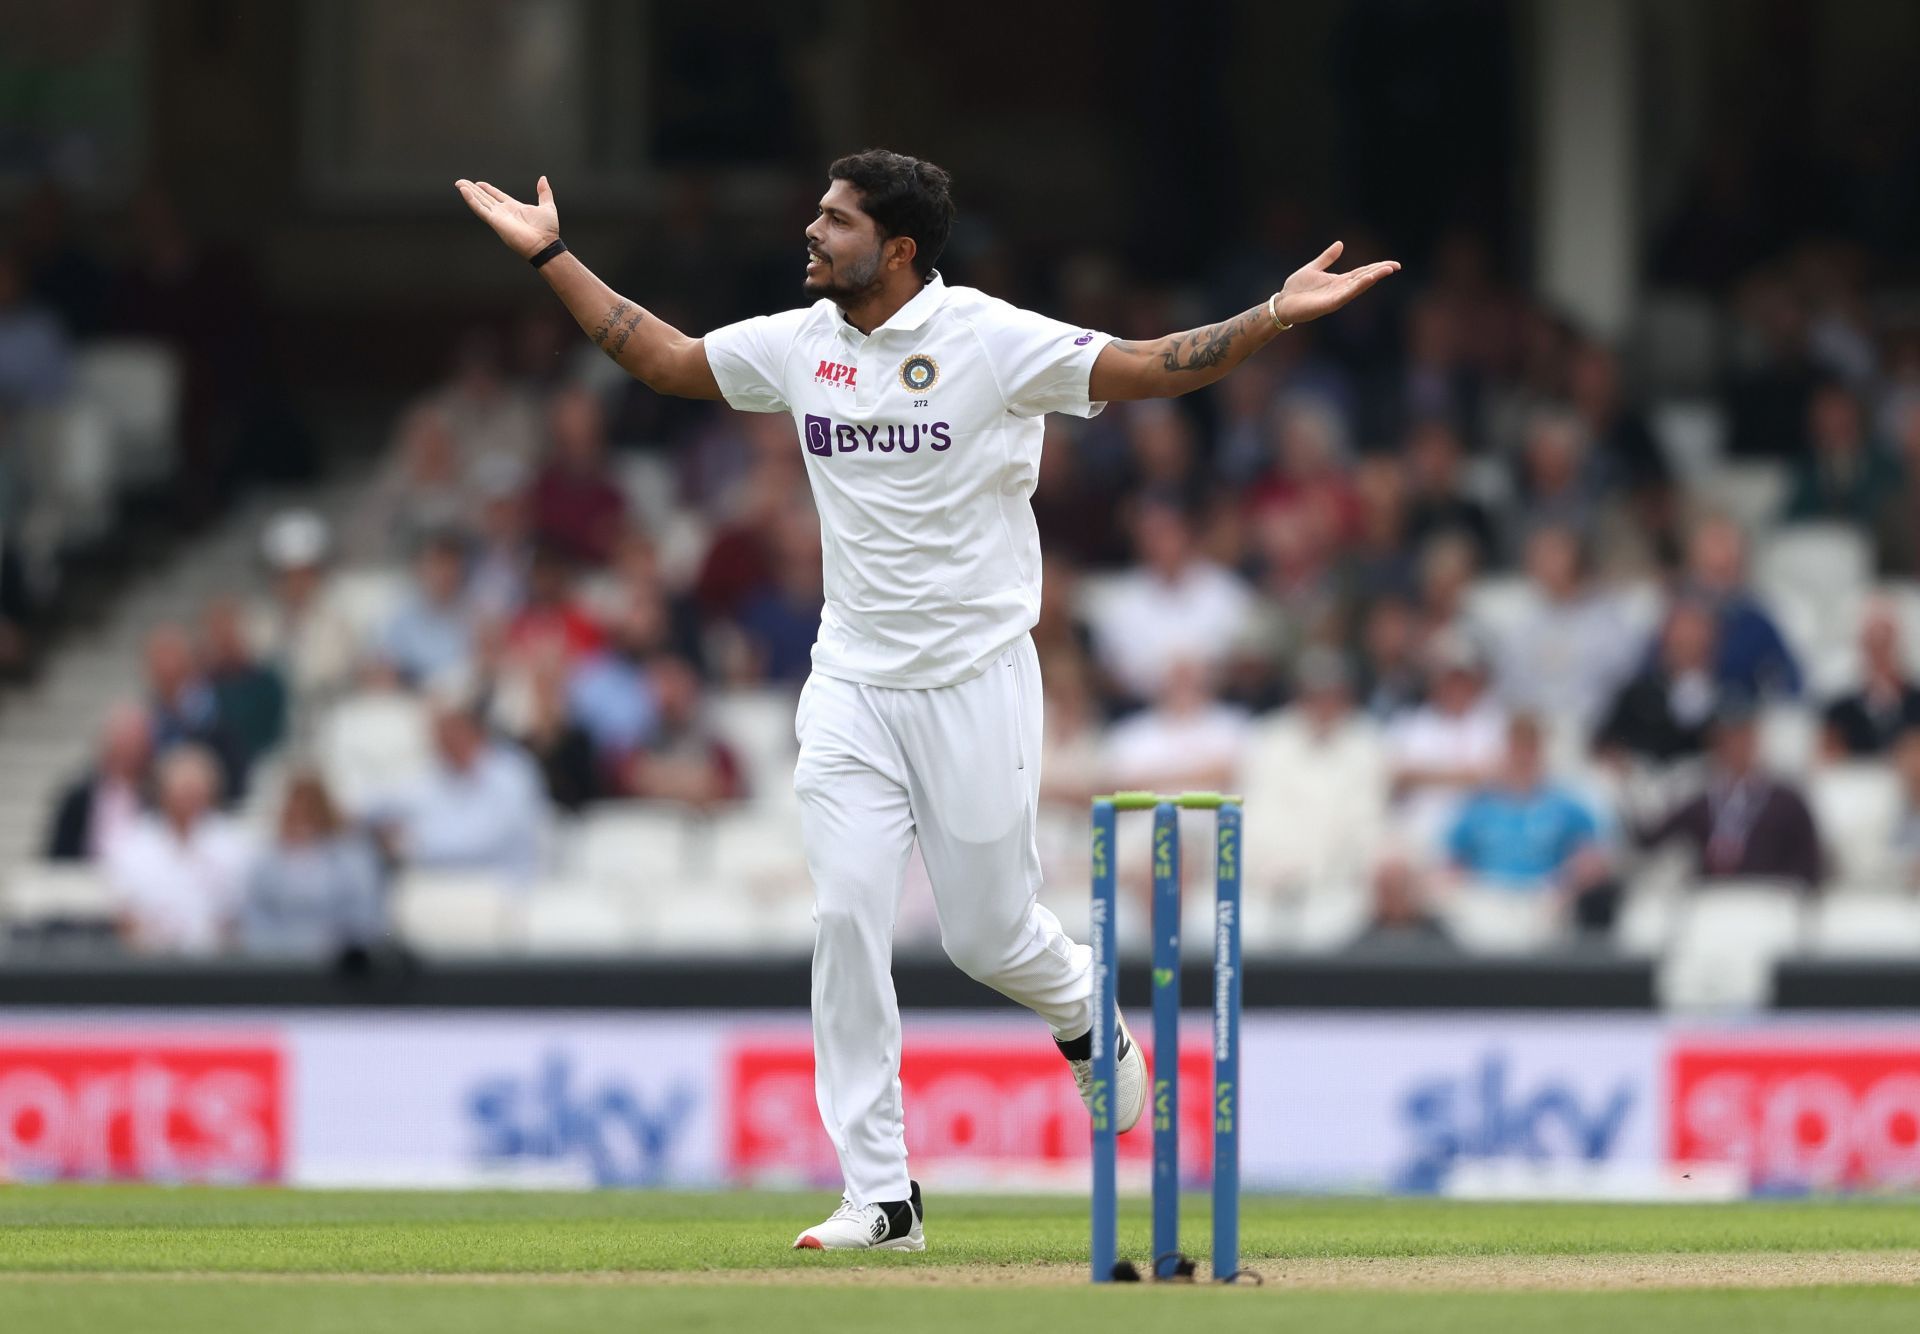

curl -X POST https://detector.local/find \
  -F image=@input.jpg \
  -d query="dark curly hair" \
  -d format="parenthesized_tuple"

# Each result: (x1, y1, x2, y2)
(827, 149, 955, 282)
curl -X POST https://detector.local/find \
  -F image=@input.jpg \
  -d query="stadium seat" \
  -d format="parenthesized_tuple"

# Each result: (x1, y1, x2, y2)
(21, 402, 118, 549)
(522, 883, 640, 955)
(1757, 523, 1873, 609)
(329, 568, 410, 647)
(0, 863, 117, 928)
(706, 688, 800, 799)
(634, 879, 764, 954)
(1808, 763, 1903, 890)
(71, 340, 181, 488)
(391, 871, 521, 954)
(318, 690, 434, 810)
(1465, 576, 1532, 649)
(617, 454, 680, 530)
(1647, 398, 1727, 482)
(1441, 884, 1561, 954)
(1691, 461, 1787, 533)
(1658, 881, 1807, 1010)
(1808, 893, 1920, 958)
(577, 803, 692, 891)
(1758, 704, 1819, 778)
(691, 806, 808, 887)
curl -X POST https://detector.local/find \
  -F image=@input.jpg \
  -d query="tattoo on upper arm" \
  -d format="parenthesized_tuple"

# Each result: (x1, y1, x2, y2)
(590, 300, 646, 357)
(1114, 308, 1263, 375)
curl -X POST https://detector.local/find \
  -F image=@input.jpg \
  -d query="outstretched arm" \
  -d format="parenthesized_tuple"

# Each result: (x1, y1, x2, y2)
(1089, 241, 1399, 402)
(454, 176, 723, 401)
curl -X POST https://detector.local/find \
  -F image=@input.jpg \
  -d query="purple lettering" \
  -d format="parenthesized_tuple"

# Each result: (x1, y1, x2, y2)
(857, 425, 880, 451)
(836, 424, 858, 452)
(930, 422, 953, 451)
(902, 426, 921, 453)
(803, 414, 832, 457)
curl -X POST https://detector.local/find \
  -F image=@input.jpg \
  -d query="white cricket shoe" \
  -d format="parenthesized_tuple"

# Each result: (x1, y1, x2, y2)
(1065, 1013, 1149, 1134)
(792, 1181, 925, 1251)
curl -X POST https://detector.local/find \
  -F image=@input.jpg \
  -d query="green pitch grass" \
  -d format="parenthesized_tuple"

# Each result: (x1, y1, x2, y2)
(1, 1187, 1916, 1334)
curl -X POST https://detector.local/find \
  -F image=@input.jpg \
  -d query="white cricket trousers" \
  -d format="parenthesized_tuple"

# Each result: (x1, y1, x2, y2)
(793, 632, 1093, 1205)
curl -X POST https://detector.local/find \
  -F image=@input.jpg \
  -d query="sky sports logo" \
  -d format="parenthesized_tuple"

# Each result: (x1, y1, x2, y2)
(803, 414, 952, 458)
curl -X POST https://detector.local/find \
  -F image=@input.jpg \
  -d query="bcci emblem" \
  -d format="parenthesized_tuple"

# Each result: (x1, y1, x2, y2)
(898, 354, 939, 393)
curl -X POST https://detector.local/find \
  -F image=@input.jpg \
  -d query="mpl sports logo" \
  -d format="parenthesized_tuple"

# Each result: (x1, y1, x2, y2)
(729, 1036, 1210, 1185)
(802, 414, 952, 458)
(814, 360, 857, 389)
(1670, 1042, 1920, 1190)
(0, 1040, 284, 1182)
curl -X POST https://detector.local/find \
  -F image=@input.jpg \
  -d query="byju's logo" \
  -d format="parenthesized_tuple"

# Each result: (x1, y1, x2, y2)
(803, 414, 951, 459)
(814, 360, 857, 388)
(466, 1051, 699, 1186)
(1394, 1052, 1635, 1193)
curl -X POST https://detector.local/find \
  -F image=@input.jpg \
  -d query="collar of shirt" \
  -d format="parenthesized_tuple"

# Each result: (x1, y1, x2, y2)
(835, 271, 948, 343)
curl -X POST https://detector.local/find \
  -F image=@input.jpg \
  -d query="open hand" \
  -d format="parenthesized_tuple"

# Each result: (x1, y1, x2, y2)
(1273, 241, 1401, 326)
(454, 176, 560, 260)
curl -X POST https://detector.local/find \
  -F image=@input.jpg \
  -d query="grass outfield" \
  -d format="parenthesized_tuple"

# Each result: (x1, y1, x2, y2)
(1, 1187, 1917, 1333)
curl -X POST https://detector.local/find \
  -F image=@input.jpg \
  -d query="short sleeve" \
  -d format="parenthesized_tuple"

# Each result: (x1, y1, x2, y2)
(704, 309, 810, 414)
(975, 301, 1115, 419)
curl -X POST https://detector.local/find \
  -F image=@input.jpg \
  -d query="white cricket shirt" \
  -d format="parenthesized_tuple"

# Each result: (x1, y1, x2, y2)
(704, 272, 1113, 688)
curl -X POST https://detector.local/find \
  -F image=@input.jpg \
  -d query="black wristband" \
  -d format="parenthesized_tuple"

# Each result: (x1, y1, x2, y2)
(528, 238, 568, 269)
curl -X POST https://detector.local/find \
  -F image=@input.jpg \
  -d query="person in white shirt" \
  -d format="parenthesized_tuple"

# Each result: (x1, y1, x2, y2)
(1090, 495, 1255, 705)
(105, 745, 254, 956)
(457, 149, 1399, 1251)
(1386, 629, 1508, 860)
(1493, 523, 1641, 732)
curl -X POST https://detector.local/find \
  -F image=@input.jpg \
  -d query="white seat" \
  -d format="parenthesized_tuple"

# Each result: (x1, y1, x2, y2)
(22, 402, 118, 547)
(1757, 524, 1873, 609)
(577, 803, 690, 892)
(0, 863, 116, 926)
(1441, 884, 1561, 955)
(72, 341, 182, 487)
(318, 691, 434, 810)
(1808, 893, 1920, 958)
(1658, 881, 1807, 1010)
(391, 871, 520, 954)
(633, 879, 762, 954)
(691, 806, 807, 883)
(1758, 704, 1819, 778)
(1808, 764, 1903, 890)
(1465, 577, 1533, 650)
(522, 884, 638, 956)
(706, 688, 800, 799)
(617, 454, 680, 530)
(1691, 461, 1787, 533)
(1648, 398, 1727, 482)
(329, 568, 410, 647)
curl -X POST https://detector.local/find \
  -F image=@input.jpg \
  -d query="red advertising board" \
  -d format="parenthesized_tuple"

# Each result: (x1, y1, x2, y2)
(729, 1036, 1212, 1185)
(1670, 1042, 1920, 1189)
(0, 1040, 285, 1183)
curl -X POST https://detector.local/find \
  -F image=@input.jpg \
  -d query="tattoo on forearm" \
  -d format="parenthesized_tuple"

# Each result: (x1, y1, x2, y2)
(589, 300, 646, 357)
(1115, 307, 1265, 375)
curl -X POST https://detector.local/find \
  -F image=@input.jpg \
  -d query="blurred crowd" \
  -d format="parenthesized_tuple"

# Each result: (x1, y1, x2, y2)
(15, 176, 1920, 960)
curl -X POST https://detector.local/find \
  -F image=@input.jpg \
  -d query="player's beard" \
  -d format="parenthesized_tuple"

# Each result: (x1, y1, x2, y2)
(803, 242, 885, 305)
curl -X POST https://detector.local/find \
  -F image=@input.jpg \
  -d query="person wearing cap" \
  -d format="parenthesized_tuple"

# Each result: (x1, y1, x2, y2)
(1240, 646, 1389, 905)
(1634, 694, 1822, 890)
(253, 509, 357, 713)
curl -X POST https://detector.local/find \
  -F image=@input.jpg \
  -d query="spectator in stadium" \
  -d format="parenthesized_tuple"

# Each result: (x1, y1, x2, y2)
(1089, 494, 1254, 710)
(1783, 381, 1893, 525)
(1821, 602, 1920, 759)
(610, 656, 744, 809)
(1410, 529, 1480, 652)
(1445, 715, 1618, 929)
(1596, 597, 1722, 765)
(1567, 340, 1677, 563)
(143, 624, 246, 801)
(1634, 696, 1823, 891)
(1036, 650, 1107, 810)
(734, 500, 825, 684)
(1245, 397, 1360, 548)
(1676, 514, 1802, 698)
(506, 542, 606, 667)
(422, 330, 542, 471)
(353, 405, 472, 561)
(1509, 408, 1603, 547)
(1354, 858, 1453, 950)
(509, 642, 600, 812)
(252, 509, 358, 712)
(379, 529, 476, 687)
(1888, 729, 1920, 889)
(467, 459, 533, 623)
(46, 703, 153, 863)
(0, 248, 72, 408)
(1239, 647, 1388, 901)
(568, 584, 666, 761)
(1105, 657, 1250, 795)
(238, 771, 387, 959)
(1357, 595, 1426, 719)
(1402, 418, 1498, 568)
(528, 384, 627, 567)
(201, 597, 287, 772)
(1874, 399, 1920, 575)
(1385, 629, 1507, 855)
(105, 745, 254, 955)
(1493, 524, 1641, 731)
(14, 179, 109, 337)
(377, 690, 550, 886)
